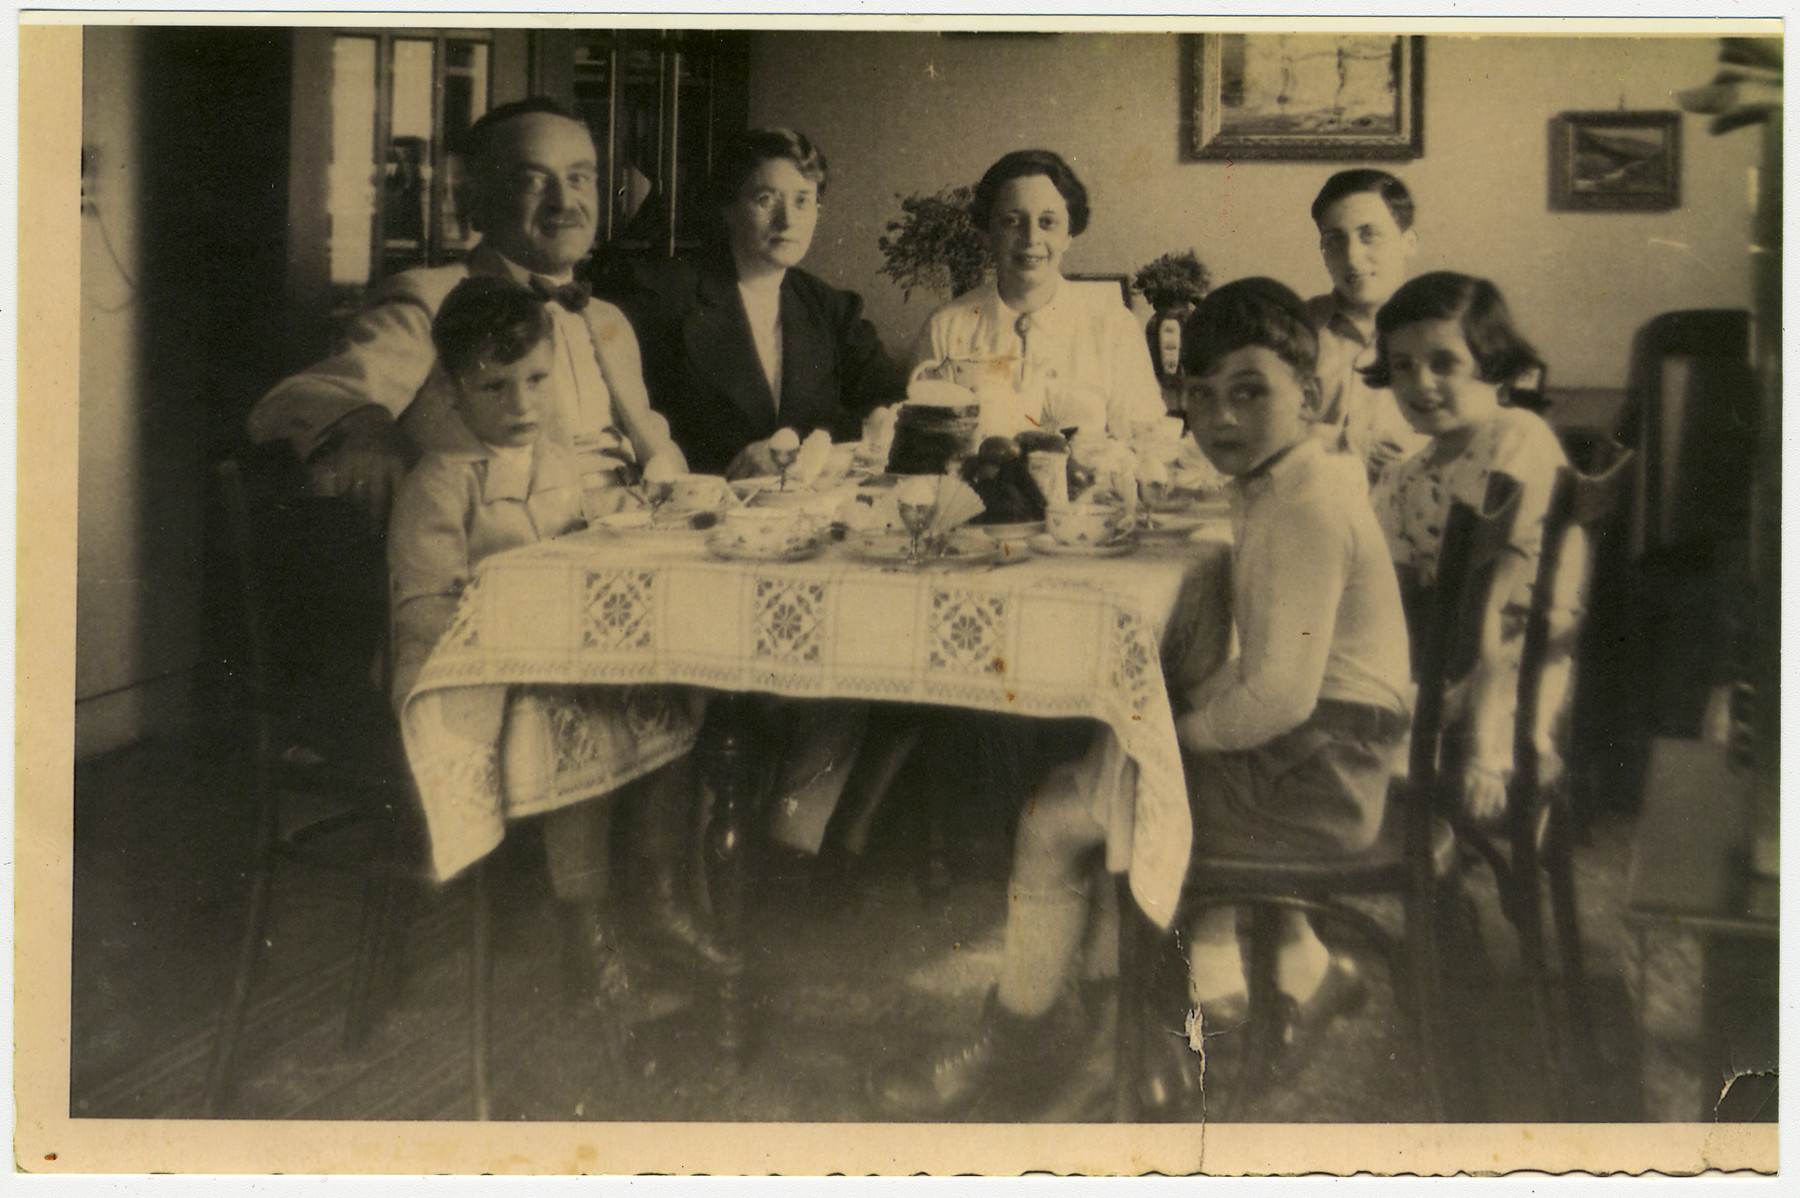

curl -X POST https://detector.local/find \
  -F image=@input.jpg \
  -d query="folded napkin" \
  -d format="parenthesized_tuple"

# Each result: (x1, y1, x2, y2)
(786, 428, 836, 489)
(894, 474, 987, 535)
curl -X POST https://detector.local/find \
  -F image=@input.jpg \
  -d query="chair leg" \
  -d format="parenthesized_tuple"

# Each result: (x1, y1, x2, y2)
(1544, 807, 1596, 1103)
(917, 793, 953, 905)
(1401, 877, 1451, 1121)
(1509, 804, 1568, 1118)
(1112, 873, 1144, 1122)
(470, 859, 493, 1121)
(370, 879, 416, 1021)
(1243, 904, 1283, 1102)
(202, 784, 280, 1118)
(343, 869, 389, 1052)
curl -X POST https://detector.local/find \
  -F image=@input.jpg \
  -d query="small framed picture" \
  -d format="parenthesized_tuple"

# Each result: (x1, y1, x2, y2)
(1549, 110, 1682, 211)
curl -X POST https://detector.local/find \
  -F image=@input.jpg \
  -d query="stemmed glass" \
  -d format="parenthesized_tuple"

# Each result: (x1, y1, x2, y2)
(898, 498, 936, 566)
(1138, 478, 1169, 533)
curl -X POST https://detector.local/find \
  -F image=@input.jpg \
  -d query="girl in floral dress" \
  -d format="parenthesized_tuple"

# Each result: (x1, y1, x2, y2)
(1366, 271, 1569, 821)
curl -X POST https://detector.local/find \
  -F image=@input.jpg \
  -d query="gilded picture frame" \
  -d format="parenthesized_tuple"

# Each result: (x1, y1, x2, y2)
(1189, 33, 1424, 161)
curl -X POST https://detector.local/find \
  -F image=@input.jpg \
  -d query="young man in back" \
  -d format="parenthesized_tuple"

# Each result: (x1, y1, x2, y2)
(1306, 168, 1430, 483)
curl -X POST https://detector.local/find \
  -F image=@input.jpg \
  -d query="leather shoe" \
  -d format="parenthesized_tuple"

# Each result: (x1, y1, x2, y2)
(632, 865, 745, 978)
(868, 991, 1064, 1120)
(1137, 1026, 1203, 1120)
(1279, 955, 1369, 1048)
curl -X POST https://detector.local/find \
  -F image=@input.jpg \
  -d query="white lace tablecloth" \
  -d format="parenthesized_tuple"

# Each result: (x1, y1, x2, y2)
(399, 524, 1232, 927)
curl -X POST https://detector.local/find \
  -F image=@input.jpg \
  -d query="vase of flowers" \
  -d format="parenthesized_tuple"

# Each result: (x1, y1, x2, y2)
(1132, 250, 1212, 386)
(877, 186, 992, 302)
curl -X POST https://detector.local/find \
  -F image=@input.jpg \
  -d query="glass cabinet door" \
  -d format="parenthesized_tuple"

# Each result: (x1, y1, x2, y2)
(563, 30, 748, 258)
(320, 30, 493, 306)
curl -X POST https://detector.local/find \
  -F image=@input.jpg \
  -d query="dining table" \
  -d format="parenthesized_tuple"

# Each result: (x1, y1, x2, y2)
(397, 479, 1235, 1057)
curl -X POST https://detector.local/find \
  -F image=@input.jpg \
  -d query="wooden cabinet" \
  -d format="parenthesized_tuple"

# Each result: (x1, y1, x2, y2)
(284, 28, 531, 360)
(283, 28, 745, 361)
(533, 29, 750, 259)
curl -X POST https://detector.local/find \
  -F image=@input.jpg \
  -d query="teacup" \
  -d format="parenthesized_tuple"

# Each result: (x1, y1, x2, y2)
(718, 506, 816, 556)
(1047, 501, 1131, 547)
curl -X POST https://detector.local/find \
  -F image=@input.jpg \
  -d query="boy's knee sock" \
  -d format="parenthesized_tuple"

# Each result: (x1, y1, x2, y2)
(997, 877, 1090, 1018)
(1275, 911, 1330, 1000)
(1185, 906, 1247, 1004)
(1078, 870, 1119, 984)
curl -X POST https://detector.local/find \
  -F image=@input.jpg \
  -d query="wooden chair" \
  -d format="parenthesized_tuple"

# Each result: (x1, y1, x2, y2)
(1113, 478, 1527, 1123)
(203, 451, 497, 1119)
(1445, 444, 1635, 1117)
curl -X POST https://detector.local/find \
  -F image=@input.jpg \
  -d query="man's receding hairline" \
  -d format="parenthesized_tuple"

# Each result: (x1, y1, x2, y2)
(473, 110, 594, 167)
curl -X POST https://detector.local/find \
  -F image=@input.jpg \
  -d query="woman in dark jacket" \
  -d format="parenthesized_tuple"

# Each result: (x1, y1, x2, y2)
(619, 128, 907, 477)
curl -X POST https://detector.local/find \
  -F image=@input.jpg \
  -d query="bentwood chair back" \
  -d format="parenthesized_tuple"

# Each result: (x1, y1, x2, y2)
(204, 450, 469, 1116)
(1112, 476, 1526, 1123)
(1447, 443, 1635, 1117)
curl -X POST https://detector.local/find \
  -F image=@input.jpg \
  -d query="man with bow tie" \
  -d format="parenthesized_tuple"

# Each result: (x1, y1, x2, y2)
(247, 98, 736, 1019)
(250, 97, 686, 525)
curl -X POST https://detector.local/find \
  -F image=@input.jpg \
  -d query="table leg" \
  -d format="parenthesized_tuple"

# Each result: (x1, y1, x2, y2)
(700, 692, 757, 1065)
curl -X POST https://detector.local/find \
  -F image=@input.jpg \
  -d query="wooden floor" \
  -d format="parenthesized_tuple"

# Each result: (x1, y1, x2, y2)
(72, 728, 1658, 1124)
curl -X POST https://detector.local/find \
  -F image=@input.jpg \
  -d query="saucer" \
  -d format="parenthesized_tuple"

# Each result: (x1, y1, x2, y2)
(593, 509, 655, 534)
(845, 529, 1000, 568)
(1027, 532, 1137, 558)
(977, 520, 1047, 539)
(597, 508, 715, 536)
(1137, 513, 1210, 541)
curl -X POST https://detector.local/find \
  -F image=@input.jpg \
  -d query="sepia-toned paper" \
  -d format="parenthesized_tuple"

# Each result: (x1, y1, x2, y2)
(15, 9, 1783, 1180)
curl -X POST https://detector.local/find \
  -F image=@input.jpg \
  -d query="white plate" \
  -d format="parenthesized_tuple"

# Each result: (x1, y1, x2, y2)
(845, 529, 1001, 568)
(1027, 532, 1137, 558)
(704, 532, 824, 563)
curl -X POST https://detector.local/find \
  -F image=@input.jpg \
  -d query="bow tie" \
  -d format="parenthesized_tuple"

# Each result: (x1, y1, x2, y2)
(529, 275, 591, 312)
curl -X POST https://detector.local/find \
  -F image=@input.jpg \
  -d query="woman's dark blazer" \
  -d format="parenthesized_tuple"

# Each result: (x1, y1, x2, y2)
(614, 254, 909, 475)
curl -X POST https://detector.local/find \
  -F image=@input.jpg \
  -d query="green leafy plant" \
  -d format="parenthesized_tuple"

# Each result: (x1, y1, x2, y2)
(1132, 249, 1212, 312)
(876, 186, 991, 302)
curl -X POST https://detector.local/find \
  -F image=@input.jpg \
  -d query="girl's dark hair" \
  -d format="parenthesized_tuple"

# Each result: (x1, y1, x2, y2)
(433, 276, 554, 377)
(1363, 271, 1545, 389)
(969, 149, 1090, 237)
(710, 128, 829, 210)
(1181, 277, 1319, 380)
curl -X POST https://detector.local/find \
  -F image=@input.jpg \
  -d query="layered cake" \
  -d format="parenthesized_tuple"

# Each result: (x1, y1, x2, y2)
(884, 401, 981, 476)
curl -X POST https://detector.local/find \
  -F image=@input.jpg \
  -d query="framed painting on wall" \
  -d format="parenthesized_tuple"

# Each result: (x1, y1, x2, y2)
(1549, 110, 1682, 211)
(1189, 33, 1424, 160)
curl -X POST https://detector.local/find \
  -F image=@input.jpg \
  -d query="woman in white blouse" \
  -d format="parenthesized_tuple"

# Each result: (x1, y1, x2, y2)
(910, 150, 1165, 442)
